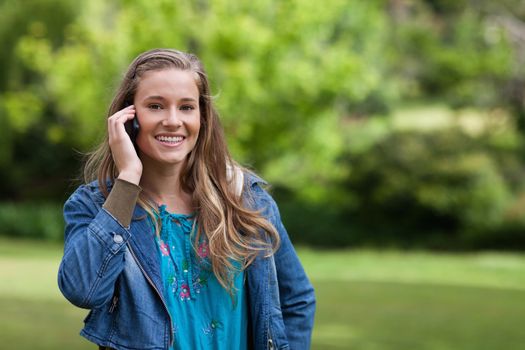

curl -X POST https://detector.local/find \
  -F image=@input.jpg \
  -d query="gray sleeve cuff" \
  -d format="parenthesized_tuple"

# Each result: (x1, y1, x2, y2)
(102, 178, 141, 227)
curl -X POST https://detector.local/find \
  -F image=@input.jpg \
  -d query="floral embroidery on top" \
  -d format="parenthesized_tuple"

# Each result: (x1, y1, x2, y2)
(155, 207, 213, 302)
(159, 241, 170, 256)
(167, 273, 178, 293)
(202, 319, 223, 335)
(197, 241, 209, 258)
(179, 283, 191, 301)
(182, 259, 189, 274)
(201, 318, 225, 344)
(193, 269, 209, 294)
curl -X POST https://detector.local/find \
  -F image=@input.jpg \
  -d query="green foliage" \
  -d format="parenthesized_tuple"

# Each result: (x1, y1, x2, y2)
(10, 0, 396, 201)
(278, 106, 525, 249)
(2, 0, 525, 248)
(389, 1, 513, 109)
(0, 202, 64, 241)
(344, 129, 511, 238)
(0, 0, 81, 200)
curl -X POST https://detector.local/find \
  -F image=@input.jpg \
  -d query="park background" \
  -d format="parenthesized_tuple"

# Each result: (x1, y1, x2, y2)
(1, 0, 525, 349)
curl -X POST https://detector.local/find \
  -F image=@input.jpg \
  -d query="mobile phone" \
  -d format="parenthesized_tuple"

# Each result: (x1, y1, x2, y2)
(124, 117, 140, 142)
(123, 104, 140, 146)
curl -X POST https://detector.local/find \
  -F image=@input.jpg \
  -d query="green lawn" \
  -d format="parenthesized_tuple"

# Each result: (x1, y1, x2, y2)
(303, 249, 525, 349)
(1, 238, 525, 349)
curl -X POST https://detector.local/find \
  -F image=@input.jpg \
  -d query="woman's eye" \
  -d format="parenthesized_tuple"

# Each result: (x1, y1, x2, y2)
(180, 105, 195, 111)
(148, 104, 162, 110)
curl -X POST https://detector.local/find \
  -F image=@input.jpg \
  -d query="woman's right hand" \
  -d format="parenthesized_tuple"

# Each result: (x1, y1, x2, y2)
(108, 105, 143, 185)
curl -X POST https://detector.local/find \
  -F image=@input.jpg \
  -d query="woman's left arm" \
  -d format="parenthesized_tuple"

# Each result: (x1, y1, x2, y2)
(267, 194, 316, 349)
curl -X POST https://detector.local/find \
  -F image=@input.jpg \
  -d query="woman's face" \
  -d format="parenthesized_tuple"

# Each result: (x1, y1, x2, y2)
(133, 68, 201, 171)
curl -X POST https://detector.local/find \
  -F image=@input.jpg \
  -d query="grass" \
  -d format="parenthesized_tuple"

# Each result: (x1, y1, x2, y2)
(0, 238, 93, 349)
(1, 238, 525, 349)
(303, 249, 525, 350)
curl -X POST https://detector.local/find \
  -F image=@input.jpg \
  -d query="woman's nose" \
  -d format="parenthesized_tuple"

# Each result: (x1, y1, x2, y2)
(162, 108, 182, 127)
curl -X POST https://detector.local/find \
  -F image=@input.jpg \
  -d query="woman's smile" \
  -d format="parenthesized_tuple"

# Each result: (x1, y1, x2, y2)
(155, 134, 185, 147)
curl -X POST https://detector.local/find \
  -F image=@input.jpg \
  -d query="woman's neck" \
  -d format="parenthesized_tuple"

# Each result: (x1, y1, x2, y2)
(139, 163, 194, 215)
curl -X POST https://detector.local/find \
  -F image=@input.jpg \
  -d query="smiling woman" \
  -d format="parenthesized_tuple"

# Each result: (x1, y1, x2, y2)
(134, 69, 201, 172)
(56, 49, 315, 350)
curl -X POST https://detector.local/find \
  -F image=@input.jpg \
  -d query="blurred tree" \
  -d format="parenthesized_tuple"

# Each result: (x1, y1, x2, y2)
(15, 0, 396, 204)
(2, 0, 525, 248)
(0, 0, 79, 199)
(343, 129, 512, 247)
(388, 0, 525, 130)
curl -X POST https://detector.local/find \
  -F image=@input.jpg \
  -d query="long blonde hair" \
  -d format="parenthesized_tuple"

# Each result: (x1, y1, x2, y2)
(83, 48, 280, 293)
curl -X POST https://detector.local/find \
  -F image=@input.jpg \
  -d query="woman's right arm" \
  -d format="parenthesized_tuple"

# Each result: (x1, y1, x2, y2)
(58, 180, 140, 309)
(58, 105, 143, 309)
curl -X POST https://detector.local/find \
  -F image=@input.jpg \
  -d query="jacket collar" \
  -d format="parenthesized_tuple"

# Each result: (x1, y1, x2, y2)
(243, 170, 267, 189)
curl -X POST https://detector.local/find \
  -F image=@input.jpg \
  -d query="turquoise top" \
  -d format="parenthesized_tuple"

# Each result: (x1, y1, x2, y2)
(153, 205, 248, 350)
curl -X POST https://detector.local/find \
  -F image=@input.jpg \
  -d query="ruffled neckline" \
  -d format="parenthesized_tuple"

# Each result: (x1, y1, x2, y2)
(158, 204, 195, 220)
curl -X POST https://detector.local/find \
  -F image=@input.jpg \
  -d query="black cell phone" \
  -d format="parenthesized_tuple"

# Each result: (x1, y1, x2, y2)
(123, 104, 140, 146)
(124, 117, 140, 142)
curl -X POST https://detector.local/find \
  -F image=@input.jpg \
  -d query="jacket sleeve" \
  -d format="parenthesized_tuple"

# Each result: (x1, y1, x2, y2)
(258, 186, 317, 349)
(57, 184, 134, 309)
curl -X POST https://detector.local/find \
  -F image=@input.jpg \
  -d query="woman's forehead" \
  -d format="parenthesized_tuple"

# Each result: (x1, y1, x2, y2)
(135, 69, 199, 101)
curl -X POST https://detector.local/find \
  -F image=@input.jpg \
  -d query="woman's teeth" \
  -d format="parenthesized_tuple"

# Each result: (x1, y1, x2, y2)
(156, 136, 183, 143)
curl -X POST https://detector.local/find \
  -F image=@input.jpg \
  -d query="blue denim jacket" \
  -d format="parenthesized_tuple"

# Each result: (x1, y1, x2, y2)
(58, 172, 316, 350)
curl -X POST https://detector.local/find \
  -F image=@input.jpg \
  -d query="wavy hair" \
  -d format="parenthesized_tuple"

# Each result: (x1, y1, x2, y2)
(83, 48, 279, 294)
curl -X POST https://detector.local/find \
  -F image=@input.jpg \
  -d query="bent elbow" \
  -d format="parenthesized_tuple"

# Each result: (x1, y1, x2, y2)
(57, 268, 89, 308)
(57, 262, 109, 309)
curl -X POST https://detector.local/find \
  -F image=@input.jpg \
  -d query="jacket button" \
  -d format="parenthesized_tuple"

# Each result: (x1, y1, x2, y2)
(113, 234, 124, 244)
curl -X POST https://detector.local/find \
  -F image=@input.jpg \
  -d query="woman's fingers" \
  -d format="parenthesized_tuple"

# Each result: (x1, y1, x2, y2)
(107, 105, 143, 184)
(108, 105, 136, 142)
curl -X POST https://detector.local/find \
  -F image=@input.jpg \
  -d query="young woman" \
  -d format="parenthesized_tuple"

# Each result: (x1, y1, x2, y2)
(57, 48, 315, 350)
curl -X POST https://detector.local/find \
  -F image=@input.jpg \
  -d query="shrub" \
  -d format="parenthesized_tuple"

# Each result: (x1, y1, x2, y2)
(276, 126, 525, 250)
(0, 202, 64, 241)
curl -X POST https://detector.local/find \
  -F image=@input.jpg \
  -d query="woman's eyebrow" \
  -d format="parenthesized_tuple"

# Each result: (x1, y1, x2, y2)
(144, 95, 197, 102)
(144, 95, 167, 101)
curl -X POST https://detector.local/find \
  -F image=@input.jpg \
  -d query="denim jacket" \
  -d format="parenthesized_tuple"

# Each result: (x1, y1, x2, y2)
(58, 172, 316, 350)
